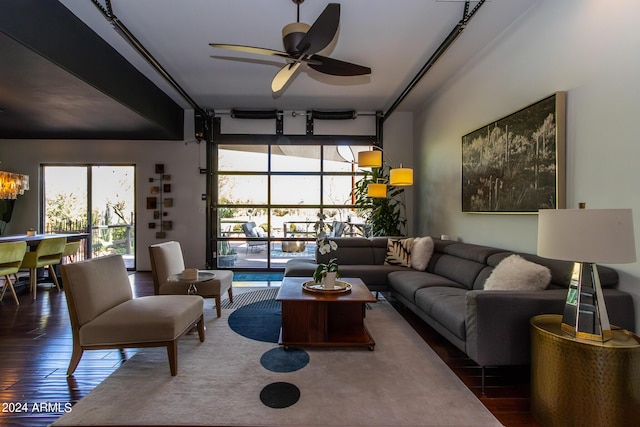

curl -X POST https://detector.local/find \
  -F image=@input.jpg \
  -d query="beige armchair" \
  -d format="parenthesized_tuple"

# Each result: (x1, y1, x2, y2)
(61, 254, 204, 376)
(149, 241, 233, 317)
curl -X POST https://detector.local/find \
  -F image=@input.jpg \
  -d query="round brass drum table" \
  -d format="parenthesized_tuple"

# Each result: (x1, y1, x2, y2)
(530, 314, 640, 427)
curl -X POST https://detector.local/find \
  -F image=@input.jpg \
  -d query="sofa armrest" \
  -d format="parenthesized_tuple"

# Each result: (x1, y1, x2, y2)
(465, 288, 635, 367)
(465, 289, 568, 367)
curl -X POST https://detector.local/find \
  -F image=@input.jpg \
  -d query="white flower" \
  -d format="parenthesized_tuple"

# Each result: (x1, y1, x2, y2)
(329, 240, 338, 251)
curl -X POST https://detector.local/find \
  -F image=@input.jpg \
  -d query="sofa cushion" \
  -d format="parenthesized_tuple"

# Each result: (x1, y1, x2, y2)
(388, 270, 463, 304)
(415, 287, 468, 341)
(316, 238, 376, 265)
(339, 264, 406, 288)
(385, 238, 414, 267)
(484, 254, 551, 291)
(432, 254, 487, 290)
(411, 236, 434, 271)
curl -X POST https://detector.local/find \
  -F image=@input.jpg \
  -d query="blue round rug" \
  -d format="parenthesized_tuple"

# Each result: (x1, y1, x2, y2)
(228, 299, 282, 343)
(260, 347, 309, 373)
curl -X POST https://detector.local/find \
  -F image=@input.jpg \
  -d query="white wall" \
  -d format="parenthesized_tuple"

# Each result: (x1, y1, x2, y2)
(0, 110, 412, 271)
(382, 112, 414, 235)
(415, 0, 640, 330)
(0, 137, 208, 271)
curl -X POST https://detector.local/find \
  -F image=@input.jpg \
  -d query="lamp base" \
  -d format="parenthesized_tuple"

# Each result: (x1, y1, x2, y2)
(561, 262, 612, 342)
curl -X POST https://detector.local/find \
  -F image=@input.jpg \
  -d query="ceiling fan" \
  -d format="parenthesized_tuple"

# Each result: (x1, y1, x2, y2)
(209, 1, 371, 94)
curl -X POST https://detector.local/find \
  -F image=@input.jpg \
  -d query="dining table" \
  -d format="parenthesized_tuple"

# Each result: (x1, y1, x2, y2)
(0, 232, 89, 248)
(0, 233, 90, 294)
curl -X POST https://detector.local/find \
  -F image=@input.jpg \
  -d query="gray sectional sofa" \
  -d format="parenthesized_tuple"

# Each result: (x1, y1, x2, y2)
(284, 237, 636, 375)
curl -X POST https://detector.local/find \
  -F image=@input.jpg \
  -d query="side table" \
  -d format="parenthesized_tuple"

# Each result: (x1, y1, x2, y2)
(530, 314, 640, 427)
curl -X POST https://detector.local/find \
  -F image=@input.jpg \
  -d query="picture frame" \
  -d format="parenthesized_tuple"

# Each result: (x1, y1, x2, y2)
(155, 164, 165, 174)
(146, 197, 157, 210)
(164, 198, 173, 208)
(150, 186, 160, 194)
(461, 92, 566, 213)
(163, 184, 171, 193)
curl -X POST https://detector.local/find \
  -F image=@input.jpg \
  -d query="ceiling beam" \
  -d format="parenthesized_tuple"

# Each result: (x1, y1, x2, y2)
(0, 0, 184, 139)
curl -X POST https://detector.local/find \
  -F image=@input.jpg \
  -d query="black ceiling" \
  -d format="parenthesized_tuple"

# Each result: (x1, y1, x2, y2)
(0, 0, 184, 140)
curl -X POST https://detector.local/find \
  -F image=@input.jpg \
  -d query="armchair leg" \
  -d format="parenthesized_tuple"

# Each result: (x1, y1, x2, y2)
(227, 287, 234, 303)
(215, 295, 222, 318)
(167, 341, 178, 376)
(197, 315, 205, 342)
(67, 345, 84, 376)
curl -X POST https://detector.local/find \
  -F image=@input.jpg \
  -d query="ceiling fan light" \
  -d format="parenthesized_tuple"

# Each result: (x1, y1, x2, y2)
(390, 167, 413, 186)
(357, 150, 382, 168)
(367, 183, 387, 198)
(282, 22, 310, 37)
(283, 22, 310, 54)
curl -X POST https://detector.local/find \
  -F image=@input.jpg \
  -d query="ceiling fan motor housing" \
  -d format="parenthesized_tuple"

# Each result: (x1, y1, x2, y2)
(282, 22, 310, 55)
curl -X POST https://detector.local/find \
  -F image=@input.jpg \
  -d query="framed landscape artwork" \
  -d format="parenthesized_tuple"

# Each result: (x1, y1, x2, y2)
(462, 92, 566, 213)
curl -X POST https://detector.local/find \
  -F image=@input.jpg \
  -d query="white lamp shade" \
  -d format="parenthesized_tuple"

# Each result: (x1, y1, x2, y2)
(367, 183, 387, 198)
(357, 150, 382, 168)
(537, 209, 637, 264)
(389, 167, 413, 186)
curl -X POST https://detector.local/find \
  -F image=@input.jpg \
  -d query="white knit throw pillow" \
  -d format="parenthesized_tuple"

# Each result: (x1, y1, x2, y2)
(484, 254, 551, 291)
(411, 236, 434, 271)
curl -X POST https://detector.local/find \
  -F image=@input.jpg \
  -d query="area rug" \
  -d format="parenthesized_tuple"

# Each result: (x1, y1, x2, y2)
(53, 291, 502, 427)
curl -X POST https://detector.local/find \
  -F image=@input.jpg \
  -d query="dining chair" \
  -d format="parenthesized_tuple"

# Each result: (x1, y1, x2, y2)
(20, 236, 67, 300)
(0, 241, 27, 305)
(62, 240, 82, 264)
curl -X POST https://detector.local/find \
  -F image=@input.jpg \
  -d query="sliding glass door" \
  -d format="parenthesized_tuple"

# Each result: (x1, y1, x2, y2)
(43, 165, 136, 269)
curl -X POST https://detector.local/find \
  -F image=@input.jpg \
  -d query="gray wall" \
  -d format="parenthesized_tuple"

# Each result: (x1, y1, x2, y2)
(414, 0, 640, 331)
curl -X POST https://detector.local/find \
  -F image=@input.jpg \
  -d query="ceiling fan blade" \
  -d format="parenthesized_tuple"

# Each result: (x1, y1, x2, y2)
(296, 3, 340, 55)
(210, 43, 292, 59)
(271, 62, 301, 93)
(308, 55, 371, 76)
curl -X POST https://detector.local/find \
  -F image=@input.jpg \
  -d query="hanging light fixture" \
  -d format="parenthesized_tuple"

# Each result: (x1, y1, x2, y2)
(367, 180, 387, 198)
(389, 164, 413, 186)
(357, 147, 413, 196)
(0, 170, 29, 200)
(357, 150, 383, 168)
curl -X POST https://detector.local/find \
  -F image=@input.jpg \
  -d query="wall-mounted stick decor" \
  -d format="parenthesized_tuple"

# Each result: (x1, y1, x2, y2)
(149, 164, 173, 237)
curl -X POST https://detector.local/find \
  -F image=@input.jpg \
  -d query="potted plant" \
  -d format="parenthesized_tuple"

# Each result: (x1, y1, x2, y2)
(352, 164, 407, 237)
(313, 237, 339, 288)
(217, 240, 237, 268)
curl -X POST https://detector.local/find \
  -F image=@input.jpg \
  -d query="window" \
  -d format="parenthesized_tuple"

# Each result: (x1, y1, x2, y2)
(43, 165, 136, 269)
(212, 139, 372, 270)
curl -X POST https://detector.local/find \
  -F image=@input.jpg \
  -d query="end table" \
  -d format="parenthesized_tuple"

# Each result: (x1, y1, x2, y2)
(530, 314, 640, 427)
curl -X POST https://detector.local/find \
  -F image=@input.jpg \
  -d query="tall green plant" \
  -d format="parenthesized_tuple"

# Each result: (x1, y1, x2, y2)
(352, 164, 407, 237)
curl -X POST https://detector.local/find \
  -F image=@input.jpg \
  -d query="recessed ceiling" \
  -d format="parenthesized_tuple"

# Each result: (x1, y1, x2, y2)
(0, 0, 536, 139)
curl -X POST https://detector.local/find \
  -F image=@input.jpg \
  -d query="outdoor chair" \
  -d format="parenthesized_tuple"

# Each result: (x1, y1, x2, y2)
(149, 241, 233, 317)
(61, 254, 204, 376)
(241, 221, 268, 253)
(329, 221, 347, 237)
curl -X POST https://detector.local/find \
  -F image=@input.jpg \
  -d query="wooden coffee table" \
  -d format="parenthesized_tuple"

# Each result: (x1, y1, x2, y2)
(276, 277, 377, 350)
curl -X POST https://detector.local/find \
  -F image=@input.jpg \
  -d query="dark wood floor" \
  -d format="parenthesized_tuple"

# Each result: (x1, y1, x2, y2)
(0, 272, 540, 426)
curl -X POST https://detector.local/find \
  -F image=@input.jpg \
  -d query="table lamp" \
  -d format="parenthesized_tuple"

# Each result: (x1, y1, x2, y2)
(537, 208, 636, 341)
